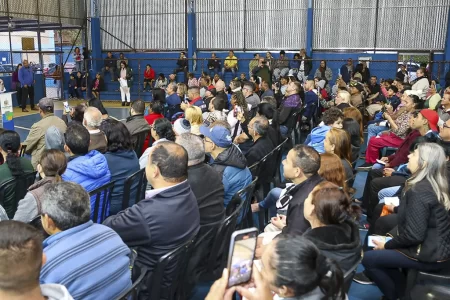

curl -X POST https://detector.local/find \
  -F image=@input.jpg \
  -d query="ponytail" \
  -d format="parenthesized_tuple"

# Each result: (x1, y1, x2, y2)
(6, 150, 24, 177)
(317, 256, 345, 300)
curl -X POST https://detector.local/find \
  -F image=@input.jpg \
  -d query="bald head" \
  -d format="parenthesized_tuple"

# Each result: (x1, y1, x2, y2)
(215, 80, 225, 92)
(83, 107, 103, 130)
(148, 141, 188, 184)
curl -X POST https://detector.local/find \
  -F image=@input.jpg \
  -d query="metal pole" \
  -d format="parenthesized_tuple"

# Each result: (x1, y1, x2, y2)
(58, 0, 64, 100)
(373, 0, 380, 51)
(6, 0, 13, 68)
(36, 0, 46, 98)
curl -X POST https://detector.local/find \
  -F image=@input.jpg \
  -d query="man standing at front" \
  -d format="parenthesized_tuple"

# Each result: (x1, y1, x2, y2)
(18, 59, 36, 112)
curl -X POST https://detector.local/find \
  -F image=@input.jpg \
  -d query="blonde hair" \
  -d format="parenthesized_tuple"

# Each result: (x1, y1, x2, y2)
(406, 143, 450, 210)
(337, 90, 351, 104)
(185, 106, 203, 125)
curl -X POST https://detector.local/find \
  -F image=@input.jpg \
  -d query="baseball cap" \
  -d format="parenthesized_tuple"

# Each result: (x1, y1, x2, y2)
(419, 109, 439, 132)
(38, 97, 54, 112)
(173, 118, 191, 135)
(199, 125, 232, 148)
(349, 81, 364, 92)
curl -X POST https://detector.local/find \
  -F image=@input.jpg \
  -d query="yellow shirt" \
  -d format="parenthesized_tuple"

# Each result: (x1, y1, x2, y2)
(224, 56, 238, 68)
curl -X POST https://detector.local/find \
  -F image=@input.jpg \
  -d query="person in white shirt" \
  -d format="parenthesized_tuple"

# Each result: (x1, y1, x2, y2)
(411, 67, 429, 100)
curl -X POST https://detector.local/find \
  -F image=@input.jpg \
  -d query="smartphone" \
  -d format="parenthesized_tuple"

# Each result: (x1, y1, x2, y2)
(368, 235, 392, 247)
(227, 228, 258, 287)
(63, 101, 71, 113)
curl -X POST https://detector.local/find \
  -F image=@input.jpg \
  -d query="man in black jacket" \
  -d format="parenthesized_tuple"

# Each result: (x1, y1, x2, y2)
(173, 51, 188, 82)
(103, 142, 200, 297)
(245, 116, 275, 166)
(101, 51, 116, 81)
(176, 133, 225, 225)
(271, 145, 322, 235)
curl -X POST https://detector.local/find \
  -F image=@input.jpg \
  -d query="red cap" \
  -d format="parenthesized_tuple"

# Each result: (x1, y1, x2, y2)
(420, 109, 439, 132)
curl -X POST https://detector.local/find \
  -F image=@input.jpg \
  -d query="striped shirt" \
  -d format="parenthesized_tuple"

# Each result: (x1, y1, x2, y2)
(40, 221, 131, 300)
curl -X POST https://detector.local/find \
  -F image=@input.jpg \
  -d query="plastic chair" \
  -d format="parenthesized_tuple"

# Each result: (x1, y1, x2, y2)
(405, 264, 450, 300)
(115, 264, 147, 300)
(381, 146, 398, 157)
(147, 232, 198, 300)
(225, 177, 259, 229)
(199, 196, 246, 282)
(0, 171, 37, 218)
(132, 130, 150, 158)
(122, 168, 147, 210)
(343, 256, 362, 293)
(89, 181, 115, 223)
(19, 145, 27, 157)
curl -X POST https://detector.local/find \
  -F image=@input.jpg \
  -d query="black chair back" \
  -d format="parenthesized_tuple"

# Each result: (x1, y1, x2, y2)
(89, 181, 115, 223)
(273, 138, 289, 187)
(115, 265, 147, 300)
(148, 233, 197, 300)
(19, 145, 27, 157)
(225, 177, 258, 229)
(284, 108, 302, 139)
(201, 200, 244, 281)
(0, 171, 37, 218)
(343, 256, 362, 293)
(132, 130, 150, 158)
(122, 168, 147, 210)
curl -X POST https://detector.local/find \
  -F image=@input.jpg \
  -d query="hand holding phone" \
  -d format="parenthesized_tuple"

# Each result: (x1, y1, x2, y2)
(63, 101, 71, 113)
(227, 228, 258, 288)
(368, 235, 392, 247)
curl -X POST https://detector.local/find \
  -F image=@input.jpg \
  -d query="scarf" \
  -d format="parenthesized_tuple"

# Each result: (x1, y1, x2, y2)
(283, 94, 301, 108)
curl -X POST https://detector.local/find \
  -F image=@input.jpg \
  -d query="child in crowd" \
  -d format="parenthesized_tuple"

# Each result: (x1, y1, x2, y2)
(68, 74, 78, 99)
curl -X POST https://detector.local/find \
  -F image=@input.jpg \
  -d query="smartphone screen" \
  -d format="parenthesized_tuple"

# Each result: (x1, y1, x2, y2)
(227, 228, 258, 287)
(63, 101, 71, 113)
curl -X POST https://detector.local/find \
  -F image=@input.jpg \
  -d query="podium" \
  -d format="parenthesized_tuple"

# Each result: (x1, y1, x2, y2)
(0, 92, 16, 130)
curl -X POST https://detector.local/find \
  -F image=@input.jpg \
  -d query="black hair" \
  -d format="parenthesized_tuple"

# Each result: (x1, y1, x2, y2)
(258, 102, 279, 132)
(273, 236, 345, 299)
(408, 94, 424, 110)
(99, 119, 133, 152)
(280, 50, 286, 55)
(158, 73, 165, 79)
(15, 63, 22, 72)
(153, 118, 176, 142)
(322, 108, 344, 126)
(131, 100, 145, 115)
(389, 85, 398, 93)
(120, 60, 127, 68)
(150, 141, 188, 183)
(146, 64, 151, 68)
(150, 101, 163, 114)
(410, 135, 439, 153)
(88, 97, 108, 115)
(72, 104, 87, 123)
(65, 123, 90, 155)
(291, 145, 321, 176)
(343, 118, 362, 146)
(152, 88, 166, 102)
(0, 131, 23, 177)
(251, 75, 260, 84)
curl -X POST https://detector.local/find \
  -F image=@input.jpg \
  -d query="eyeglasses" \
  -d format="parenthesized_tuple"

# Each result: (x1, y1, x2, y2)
(442, 123, 450, 129)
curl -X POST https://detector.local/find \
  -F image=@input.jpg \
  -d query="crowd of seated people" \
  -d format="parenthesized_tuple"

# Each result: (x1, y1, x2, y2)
(2, 50, 450, 300)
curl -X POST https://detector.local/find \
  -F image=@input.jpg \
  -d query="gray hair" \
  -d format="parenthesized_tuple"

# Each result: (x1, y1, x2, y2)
(261, 96, 277, 109)
(41, 182, 91, 231)
(169, 82, 178, 93)
(243, 82, 254, 92)
(251, 116, 269, 136)
(175, 133, 205, 166)
(406, 143, 450, 210)
(83, 107, 103, 129)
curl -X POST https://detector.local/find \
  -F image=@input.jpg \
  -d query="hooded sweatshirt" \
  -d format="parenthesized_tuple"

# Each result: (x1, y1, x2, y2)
(307, 125, 331, 154)
(303, 219, 362, 273)
(41, 284, 74, 300)
(210, 144, 252, 207)
(62, 150, 111, 221)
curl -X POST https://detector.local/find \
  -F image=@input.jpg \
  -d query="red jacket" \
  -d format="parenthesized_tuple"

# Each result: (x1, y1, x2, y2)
(387, 130, 421, 168)
(144, 68, 155, 80)
(142, 113, 164, 150)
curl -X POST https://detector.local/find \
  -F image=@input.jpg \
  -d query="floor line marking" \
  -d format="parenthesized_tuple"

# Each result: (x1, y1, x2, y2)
(14, 125, 31, 131)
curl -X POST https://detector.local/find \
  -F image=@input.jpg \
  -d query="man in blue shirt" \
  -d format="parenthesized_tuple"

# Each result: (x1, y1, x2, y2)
(18, 59, 37, 112)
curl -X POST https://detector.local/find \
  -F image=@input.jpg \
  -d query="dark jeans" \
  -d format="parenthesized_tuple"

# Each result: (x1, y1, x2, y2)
(173, 67, 188, 83)
(69, 87, 82, 98)
(363, 203, 398, 252)
(363, 249, 447, 300)
(21, 85, 34, 109)
(361, 169, 406, 222)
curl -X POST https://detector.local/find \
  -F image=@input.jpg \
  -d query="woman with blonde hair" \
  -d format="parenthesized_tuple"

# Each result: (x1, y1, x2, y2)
(185, 106, 203, 135)
(177, 82, 188, 102)
(324, 128, 353, 181)
(362, 143, 450, 300)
